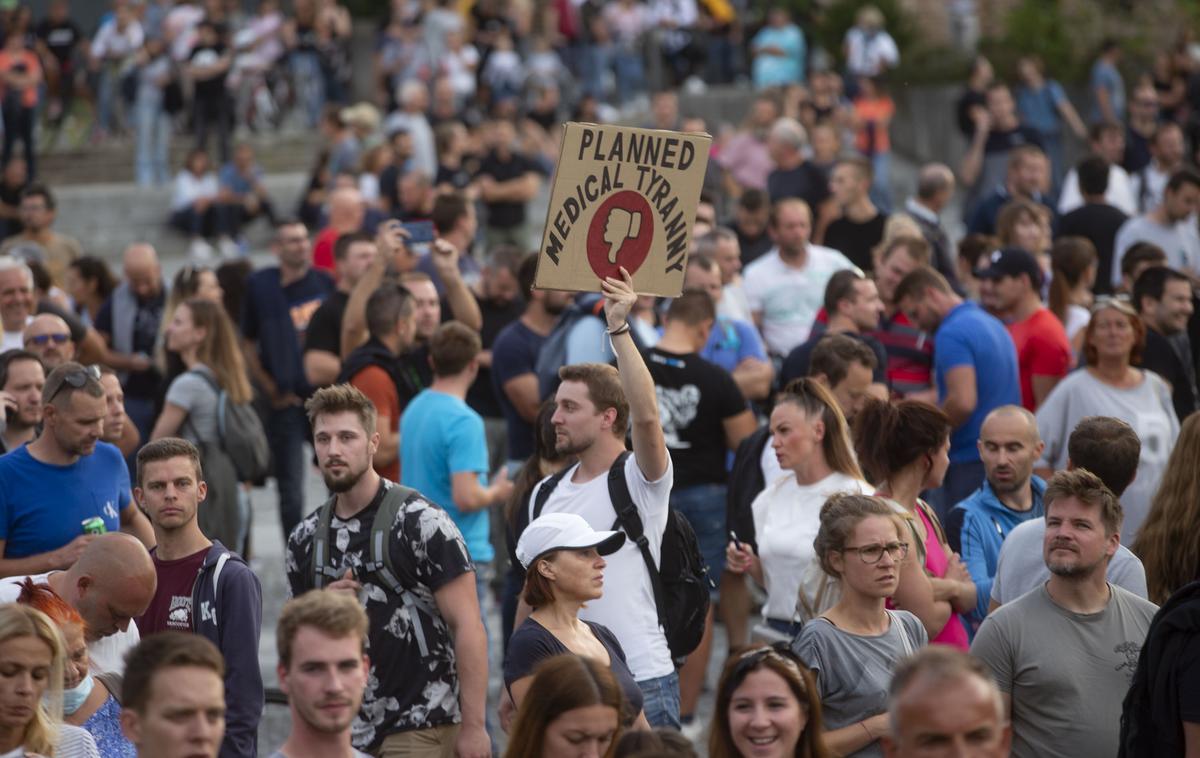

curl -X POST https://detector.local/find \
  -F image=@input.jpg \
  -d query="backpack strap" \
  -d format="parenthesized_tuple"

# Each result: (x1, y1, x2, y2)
(364, 483, 440, 657)
(607, 451, 668, 632)
(311, 495, 346, 589)
(530, 465, 572, 522)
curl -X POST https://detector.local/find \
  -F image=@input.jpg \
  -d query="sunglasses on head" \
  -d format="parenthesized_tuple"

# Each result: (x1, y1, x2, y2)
(46, 364, 102, 403)
(25, 332, 70, 346)
(731, 642, 807, 686)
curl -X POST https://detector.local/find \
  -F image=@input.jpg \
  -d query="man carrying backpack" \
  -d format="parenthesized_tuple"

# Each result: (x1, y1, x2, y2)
(517, 267, 682, 728)
(285, 384, 490, 758)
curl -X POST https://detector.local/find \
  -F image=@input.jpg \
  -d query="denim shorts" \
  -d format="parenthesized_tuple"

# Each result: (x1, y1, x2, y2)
(670, 483, 728, 596)
(637, 671, 681, 730)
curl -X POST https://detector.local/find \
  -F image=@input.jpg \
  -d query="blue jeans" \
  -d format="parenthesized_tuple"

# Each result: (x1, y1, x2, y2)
(135, 91, 170, 187)
(765, 617, 804, 639)
(670, 484, 727, 598)
(290, 51, 325, 128)
(637, 671, 681, 729)
(926, 460, 986, 523)
(267, 404, 307, 540)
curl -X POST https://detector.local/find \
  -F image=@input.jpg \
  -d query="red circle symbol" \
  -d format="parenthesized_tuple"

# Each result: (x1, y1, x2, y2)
(586, 191, 654, 281)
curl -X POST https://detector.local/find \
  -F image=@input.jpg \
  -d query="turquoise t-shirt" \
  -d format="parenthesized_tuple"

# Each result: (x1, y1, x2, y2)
(752, 25, 805, 88)
(400, 389, 493, 562)
(0, 442, 132, 558)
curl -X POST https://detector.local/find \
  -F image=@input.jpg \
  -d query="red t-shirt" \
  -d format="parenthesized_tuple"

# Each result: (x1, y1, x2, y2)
(312, 226, 339, 273)
(1007, 307, 1071, 411)
(136, 547, 209, 635)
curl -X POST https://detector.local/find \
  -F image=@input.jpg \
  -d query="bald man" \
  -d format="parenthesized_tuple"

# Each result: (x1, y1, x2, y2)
(22, 312, 74, 369)
(883, 647, 1012, 758)
(945, 405, 1046, 627)
(904, 162, 961, 284)
(312, 186, 367, 273)
(95, 243, 165, 448)
(0, 532, 157, 674)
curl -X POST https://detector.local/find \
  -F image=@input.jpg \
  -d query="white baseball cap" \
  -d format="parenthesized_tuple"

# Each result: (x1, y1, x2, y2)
(516, 513, 626, 570)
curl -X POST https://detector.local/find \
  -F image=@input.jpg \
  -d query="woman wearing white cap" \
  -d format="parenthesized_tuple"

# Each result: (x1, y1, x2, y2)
(504, 512, 650, 729)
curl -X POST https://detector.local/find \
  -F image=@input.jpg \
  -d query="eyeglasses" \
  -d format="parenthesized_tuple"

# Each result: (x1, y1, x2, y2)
(842, 541, 909, 564)
(25, 333, 70, 346)
(46, 364, 101, 404)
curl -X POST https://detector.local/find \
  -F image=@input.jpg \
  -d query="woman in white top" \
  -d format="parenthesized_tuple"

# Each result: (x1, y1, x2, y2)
(169, 148, 234, 261)
(791, 494, 927, 758)
(726, 378, 869, 637)
(0, 603, 100, 758)
(1036, 297, 1179, 540)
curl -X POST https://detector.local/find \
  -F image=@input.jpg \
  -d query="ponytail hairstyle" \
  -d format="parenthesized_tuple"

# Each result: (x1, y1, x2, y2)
(853, 398, 951, 486)
(813, 493, 906, 578)
(1048, 236, 1097, 323)
(777, 378, 864, 481)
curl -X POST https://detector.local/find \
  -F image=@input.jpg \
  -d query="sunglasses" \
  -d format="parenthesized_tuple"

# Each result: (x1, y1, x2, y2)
(25, 332, 71, 346)
(1091, 293, 1137, 316)
(731, 643, 808, 688)
(46, 364, 102, 404)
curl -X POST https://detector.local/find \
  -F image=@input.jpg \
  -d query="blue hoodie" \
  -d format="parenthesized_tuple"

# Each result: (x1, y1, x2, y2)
(948, 476, 1046, 626)
(190, 542, 264, 758)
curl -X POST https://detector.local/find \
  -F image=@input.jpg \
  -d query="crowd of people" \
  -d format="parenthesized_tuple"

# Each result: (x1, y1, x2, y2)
(3, 2, 1200, 758)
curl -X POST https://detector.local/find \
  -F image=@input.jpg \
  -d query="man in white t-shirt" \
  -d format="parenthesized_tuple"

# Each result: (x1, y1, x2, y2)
(0, 532, 156, 674)
(518, 268, 677, 727)
(744, 198, 857, 356)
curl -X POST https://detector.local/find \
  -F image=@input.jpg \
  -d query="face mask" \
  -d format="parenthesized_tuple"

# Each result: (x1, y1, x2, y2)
(61, 672, 94, 715)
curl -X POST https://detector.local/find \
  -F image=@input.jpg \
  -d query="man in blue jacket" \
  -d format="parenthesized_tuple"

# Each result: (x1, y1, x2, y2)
(945, 405, 1046, 629)
(132, 437, 264, 758)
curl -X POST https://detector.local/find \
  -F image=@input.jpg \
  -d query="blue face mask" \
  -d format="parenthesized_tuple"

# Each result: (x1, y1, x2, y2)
(61, 673, 94, 715)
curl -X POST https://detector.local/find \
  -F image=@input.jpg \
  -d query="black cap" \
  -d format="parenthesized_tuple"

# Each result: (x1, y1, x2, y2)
(975, 247, 1043, 288)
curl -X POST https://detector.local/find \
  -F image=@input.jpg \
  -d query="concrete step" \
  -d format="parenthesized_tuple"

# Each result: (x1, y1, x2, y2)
(38, 129, 322, 187)
(55, 171, 308, 261)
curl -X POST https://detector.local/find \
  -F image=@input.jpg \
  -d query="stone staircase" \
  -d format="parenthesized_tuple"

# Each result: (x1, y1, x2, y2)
(39, 129, 319, 261)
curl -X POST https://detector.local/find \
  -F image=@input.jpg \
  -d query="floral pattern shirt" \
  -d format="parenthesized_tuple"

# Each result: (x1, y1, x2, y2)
(286, 479, 473, 751)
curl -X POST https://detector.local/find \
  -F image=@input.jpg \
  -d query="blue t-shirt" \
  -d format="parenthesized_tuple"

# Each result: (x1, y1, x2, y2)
(1090, 60, 1125, 123)
(491, 319, 547, 462)
(934, 302, 1020, 463)
(240, 267, 335, 396)
(1015, 80, 1066, 136)
(752, 25, 805, 88)
(701, 316, 768, 375)
(400, 389, 493, 562)
(0, 442, 132, 558)
(218, 162, 263, 196)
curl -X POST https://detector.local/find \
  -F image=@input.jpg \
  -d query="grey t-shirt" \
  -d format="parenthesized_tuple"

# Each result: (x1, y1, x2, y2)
(792, 610, 928, 758)
(970, 583, 1157, 758)
(990, 517, 1147, 605)
(165, 365, 220, 443)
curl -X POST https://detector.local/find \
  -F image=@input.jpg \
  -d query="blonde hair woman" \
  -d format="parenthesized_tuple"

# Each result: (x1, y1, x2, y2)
(0, 603, 100, 757)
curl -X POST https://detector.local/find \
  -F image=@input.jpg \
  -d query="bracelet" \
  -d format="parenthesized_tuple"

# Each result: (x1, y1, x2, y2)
(607, 322, 631, 336)
(861, 721, 873, 741)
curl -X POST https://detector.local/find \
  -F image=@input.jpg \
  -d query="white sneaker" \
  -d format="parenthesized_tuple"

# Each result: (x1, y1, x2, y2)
(218, 236, 239, 259)
(189, 238, 215, 263)
(680, 717, 705, 744)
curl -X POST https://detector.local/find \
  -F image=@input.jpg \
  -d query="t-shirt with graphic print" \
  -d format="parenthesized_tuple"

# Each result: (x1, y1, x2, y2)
(137, 547, 209, 634)
(645, 347, 748, 489)
(285, 479, 473, 752)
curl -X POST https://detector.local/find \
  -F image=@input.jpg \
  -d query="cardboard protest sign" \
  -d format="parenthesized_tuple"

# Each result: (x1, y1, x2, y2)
(535, 122, 712, 297)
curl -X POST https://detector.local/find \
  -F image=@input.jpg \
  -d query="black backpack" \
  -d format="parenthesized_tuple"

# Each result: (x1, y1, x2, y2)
(530, 451, 711, 666)
(188, 370, 271, 483)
